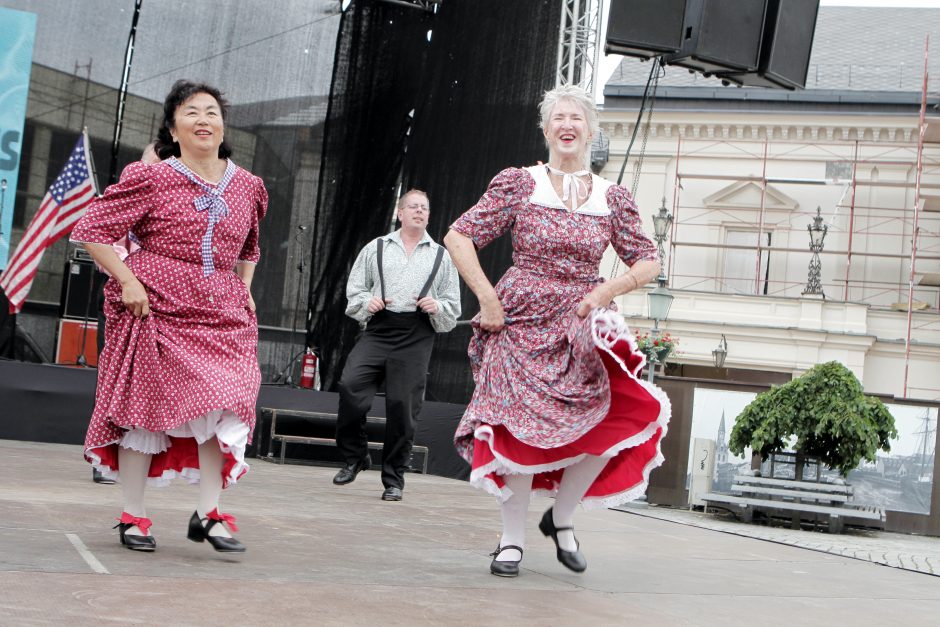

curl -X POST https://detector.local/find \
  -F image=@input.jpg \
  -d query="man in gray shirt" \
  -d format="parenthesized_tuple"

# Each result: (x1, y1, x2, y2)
(333, 189, 461, 500)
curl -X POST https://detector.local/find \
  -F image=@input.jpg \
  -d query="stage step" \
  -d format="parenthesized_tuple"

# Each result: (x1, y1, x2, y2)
(260, 408, 429, 474)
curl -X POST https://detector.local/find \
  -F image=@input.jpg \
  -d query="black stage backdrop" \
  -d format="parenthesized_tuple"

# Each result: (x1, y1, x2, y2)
(308, 0, 562, 403)
(306, 1, 434, 391)
(403, 0, 562, 403)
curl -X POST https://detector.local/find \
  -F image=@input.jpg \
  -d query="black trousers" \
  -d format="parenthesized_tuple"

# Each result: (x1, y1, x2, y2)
(336, 311, 435, 489)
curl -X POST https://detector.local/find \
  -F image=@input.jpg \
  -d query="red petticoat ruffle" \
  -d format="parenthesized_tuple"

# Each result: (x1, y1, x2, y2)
(469, 323, 670, 509)
(87, 437, 248, 489)
(87, 437, 247, 488)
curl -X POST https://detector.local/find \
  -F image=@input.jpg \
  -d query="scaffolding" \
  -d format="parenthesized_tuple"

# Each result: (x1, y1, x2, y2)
(656, 40, 939, 398)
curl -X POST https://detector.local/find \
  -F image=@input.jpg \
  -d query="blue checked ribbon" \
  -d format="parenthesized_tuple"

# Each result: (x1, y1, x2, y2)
(167, 157, 236, 276)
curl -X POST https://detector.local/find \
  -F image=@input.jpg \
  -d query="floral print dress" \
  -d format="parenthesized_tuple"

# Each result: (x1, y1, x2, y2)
(451, 166, 671, 508)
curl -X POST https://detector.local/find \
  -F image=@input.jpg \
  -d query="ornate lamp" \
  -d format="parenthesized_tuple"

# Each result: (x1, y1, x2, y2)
(651, 197, 673, 284)
(712, 334, 728, 369)
(802, 206, 828, 297)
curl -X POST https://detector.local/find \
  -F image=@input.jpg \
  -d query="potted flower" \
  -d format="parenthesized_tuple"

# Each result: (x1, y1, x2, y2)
(635, 332, 678, 364)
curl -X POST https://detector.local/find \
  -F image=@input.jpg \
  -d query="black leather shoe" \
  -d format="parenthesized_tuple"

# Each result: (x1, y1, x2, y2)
(113, 513, 156, 551)
(381, 486, 403, 501)
(539, 507, 587, 572)
(187, 510, 246, 553)
(332, 455, 372, 485)
(489, 544, 523, 577)
(93, 468, 116, 484)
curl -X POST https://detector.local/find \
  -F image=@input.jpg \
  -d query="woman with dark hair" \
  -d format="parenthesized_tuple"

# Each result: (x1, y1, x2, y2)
(444, 85, 669, 577)
(71, 79, 267, 553)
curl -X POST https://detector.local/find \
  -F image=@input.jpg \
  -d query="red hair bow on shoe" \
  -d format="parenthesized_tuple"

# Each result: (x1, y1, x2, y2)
(206, 508, 239, 532)
(117, 512, 153, 535)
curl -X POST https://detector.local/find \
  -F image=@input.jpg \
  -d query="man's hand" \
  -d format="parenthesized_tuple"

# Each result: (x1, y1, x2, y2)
(367, 297, 392, 313)
(415, 296, 439, 315)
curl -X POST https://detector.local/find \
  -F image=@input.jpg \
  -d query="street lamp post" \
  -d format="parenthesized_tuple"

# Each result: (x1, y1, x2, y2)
(802, 206, 828, 297)
(646, 198, 675, 383)
(646, 285, 674, 383)
(652, 197, 673, 283)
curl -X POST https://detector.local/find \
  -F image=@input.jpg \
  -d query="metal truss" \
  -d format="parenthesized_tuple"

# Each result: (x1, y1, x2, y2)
(555, 0, 603, 90)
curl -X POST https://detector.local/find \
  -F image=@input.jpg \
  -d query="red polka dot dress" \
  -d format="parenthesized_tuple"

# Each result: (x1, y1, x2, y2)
(451, 166, 671, 508)
(70, 158, 267, 487)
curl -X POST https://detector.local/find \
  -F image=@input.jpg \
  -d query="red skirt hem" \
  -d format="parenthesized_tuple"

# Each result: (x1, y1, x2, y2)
(468, 316, 671, 509)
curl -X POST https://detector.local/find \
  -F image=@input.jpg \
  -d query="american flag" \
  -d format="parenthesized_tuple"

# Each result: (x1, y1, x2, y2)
(0, 131, 98, 313)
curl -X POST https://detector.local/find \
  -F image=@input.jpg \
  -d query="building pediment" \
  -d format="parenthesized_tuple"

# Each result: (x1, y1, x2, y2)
(702, 181, 799, 211)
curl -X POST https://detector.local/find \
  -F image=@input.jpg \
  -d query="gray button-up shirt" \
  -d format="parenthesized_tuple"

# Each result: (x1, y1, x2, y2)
(345, 229, 461, 333)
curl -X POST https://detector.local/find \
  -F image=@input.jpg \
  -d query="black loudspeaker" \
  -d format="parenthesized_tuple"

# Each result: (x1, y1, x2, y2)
(719, 0, 820, 90)
(664, 0, 769, 75)
(59, 257, 104, 320)
(605, 0, 689, 59)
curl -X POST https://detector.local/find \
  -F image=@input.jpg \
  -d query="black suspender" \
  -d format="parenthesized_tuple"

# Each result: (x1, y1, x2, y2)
(375, 238, 386, 302)
(418, 245, 446, 300)
(375, 238, 445, 303)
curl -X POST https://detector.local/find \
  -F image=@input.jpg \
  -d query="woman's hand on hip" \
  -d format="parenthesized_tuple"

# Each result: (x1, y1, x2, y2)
(120, 276, 150, 318)
(247, 292, 256, 312)
(576, 284, 614, 318)
(479, 298, 505, 332)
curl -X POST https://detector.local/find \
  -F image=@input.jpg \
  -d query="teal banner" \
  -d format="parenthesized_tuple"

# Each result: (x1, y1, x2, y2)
(0, 7, 37, 270)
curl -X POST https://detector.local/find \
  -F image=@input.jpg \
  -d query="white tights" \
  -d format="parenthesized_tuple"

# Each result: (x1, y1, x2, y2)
(495, 454, 609, 560)
(116, 436, 229, 537)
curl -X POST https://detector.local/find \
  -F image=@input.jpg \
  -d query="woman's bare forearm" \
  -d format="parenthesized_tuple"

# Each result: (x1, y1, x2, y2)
(443, 230, 498, 306)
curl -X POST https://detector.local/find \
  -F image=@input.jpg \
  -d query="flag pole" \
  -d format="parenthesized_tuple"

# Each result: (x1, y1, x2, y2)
(73, 128, 100, 368)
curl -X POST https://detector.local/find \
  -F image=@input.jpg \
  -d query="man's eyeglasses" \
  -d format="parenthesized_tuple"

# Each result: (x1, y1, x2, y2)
(405, 203, 429, 211)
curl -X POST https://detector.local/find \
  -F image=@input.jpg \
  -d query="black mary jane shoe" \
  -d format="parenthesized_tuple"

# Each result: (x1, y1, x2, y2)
(332, 454, 372, 485)
(187, 509, 246, 553)
(489, 544, 524, 577)
(114, 513, 156, 552)
(539, 507, 587, 573)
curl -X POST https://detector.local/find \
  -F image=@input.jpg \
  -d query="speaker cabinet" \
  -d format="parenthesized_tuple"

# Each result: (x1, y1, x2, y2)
(664, 0, 770, 75)
(605, 0, 689, 59)
(719, 0, 820, 89)
(59, 257, 105, 320)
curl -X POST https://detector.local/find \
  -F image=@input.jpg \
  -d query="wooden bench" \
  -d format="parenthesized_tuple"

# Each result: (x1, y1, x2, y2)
(261, 408, 429, 474)
(703, 474, 885, 533)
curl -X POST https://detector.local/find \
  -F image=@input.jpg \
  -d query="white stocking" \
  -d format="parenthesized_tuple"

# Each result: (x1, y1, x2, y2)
(496, 473, 532, 562)
(118, 445, 152, 536)
(197, 437, 231, 538)
(553, 454, 609, 551)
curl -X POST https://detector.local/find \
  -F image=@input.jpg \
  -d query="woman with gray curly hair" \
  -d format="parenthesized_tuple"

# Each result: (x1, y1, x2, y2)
(445, 84, 670, 577)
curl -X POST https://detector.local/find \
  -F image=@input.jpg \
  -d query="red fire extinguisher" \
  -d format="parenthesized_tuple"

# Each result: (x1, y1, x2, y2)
(299, 348, 319, 390)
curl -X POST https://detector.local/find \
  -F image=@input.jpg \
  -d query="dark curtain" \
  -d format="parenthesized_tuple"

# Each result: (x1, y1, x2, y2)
(308, 0, 561, 400)
(404, 0, 563, 403)
(306, 1, 434, 389)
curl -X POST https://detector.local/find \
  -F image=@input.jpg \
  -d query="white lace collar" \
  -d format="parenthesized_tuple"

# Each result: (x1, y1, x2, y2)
(525, 165, 613, 216)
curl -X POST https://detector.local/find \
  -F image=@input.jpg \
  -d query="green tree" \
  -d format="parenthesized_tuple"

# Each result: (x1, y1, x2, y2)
(729, 361, 897, 476)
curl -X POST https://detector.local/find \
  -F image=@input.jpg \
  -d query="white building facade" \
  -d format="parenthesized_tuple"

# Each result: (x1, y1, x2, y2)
(597, 6, 940, 401)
